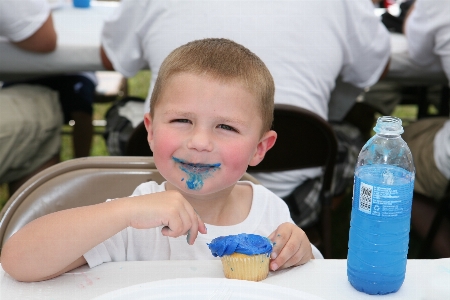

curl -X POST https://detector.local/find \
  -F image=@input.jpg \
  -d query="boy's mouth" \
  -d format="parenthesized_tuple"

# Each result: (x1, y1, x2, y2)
(172, 157, 221, 173)
(172, 156, 221, 191)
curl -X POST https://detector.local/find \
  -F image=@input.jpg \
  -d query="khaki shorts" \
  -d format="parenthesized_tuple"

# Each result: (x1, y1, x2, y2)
(0, 85, 63, 183)
(403, 117, 448, 200)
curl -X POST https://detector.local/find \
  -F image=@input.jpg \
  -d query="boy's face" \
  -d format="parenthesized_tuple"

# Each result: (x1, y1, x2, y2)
(144, 72, 276, 195)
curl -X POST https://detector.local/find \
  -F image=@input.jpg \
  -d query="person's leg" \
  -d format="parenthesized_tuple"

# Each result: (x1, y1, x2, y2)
(71, 111, 93, 157)
(0, 85, 63, 194)
(403, 118, 448, 200)
(3, 74, 95, 158)
(403, 118, 450, 257)
(42, 75, 95, 158)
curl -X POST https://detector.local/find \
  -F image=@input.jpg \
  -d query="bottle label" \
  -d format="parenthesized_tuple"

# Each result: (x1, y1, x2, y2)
(354, 166, 414, 218)
(358, 182, 374, 214)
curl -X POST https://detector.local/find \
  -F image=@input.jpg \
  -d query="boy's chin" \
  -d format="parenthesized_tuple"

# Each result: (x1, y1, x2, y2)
(168, 180, 235, 196)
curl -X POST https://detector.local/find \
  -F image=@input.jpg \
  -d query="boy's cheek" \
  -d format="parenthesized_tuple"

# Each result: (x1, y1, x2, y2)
(152, 133, 179, 156)
(222, 147, 253, 174)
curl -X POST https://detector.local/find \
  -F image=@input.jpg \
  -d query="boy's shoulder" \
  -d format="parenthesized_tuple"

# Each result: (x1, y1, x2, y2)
(237, 181, 293, 228)
(237, 181, 286, 206)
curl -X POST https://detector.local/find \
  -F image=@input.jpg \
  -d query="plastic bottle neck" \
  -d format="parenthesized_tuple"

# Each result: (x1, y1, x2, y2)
(373, 116, 404, 135)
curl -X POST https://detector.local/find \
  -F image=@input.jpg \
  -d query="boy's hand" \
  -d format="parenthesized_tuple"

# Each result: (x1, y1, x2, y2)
(268, 222, 313, 271)
(126, 190, 207, 245)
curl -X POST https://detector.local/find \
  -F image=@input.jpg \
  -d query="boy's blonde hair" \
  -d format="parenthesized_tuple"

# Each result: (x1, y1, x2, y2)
(150, 38, 275, 133)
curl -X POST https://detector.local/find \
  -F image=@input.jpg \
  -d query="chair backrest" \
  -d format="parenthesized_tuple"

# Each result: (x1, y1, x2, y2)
(247, 104, 338, 258)
(126, 121, 153, 156)
(0, 156, 258, 249)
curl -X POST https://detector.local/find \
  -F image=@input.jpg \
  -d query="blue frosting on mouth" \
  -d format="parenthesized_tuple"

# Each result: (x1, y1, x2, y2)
(172, 157, 221, 190)
(208, 233, 273, 257)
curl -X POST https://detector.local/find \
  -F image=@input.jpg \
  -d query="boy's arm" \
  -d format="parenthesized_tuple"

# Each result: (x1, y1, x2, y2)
(1, 191, 205, 282)
(1, 200, 129, 282)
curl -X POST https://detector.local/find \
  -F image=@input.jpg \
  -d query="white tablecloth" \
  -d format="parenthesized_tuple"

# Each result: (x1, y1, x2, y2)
(0, 1, 118, 81)
(1, 259, 449, 299)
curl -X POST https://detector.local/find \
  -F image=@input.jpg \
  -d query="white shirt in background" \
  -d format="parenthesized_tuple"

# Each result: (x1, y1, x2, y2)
(406, 0, 450, 180)
(0, 0, 50, 41)
(101, 0, 390, 198)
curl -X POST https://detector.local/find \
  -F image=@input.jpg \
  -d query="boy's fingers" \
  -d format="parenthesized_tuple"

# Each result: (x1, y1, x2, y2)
(187, 205, 207, 245)
(160, 202, 206, 245)
(268, 230, 277, 241)
(270, 235, 298, 270)
(187, 214, 199, 245)
(161, 208, 192, 237)
(270, 229, 290, 259)
(271, 239, 313, 270)
(198, 219, 207, 234)
(278, 243, 305, 269)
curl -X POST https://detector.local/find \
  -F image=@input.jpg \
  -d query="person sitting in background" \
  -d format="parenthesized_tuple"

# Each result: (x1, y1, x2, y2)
(99, 0, 390, 230)
(403, 0, 450, 257)
(1, 38, 318, 282)
(0, 0, 63, 194)
(3, 72, 97, 158)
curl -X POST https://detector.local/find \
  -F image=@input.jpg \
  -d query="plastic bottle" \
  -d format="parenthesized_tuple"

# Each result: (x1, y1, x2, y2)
(347, 116, 415, 295)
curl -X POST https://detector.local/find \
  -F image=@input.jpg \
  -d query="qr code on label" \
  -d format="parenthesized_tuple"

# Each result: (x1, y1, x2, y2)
(359, 182, 373, 214)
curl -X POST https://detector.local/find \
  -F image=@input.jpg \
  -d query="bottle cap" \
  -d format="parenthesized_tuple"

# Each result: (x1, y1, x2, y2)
(373, 116, 404, 135)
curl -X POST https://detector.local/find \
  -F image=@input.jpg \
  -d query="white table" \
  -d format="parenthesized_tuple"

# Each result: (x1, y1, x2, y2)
(0, 1, 118, 81)
(0, 259, 449, 299)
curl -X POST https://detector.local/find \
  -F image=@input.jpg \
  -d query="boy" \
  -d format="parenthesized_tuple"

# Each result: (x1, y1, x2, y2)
(1, 38, 316, 282)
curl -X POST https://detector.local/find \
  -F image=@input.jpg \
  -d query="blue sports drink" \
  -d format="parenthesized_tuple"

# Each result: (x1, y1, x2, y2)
(347, 116, 415, 295)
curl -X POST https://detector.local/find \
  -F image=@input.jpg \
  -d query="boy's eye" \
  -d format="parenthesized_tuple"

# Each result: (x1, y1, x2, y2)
(171, 119, 191, 124)
(217, 124, 238, 132)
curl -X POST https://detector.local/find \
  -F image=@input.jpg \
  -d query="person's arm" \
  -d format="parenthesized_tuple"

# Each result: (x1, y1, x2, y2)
(100, 45, 114, 70)
(12, 14, 57, 53)
(403, 1, 440, 67)
(1, 191, 206, 282)
(340, 0, 391, 88)
(402, 2, 416, 34)
(378, 58, 391, 81)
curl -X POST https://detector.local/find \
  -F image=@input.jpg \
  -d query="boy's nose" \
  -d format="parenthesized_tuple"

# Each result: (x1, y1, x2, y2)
(187, 128, 213, 152)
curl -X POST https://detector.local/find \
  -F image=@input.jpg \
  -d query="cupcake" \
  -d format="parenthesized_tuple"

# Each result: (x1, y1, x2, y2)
(208, 233, 273, 281)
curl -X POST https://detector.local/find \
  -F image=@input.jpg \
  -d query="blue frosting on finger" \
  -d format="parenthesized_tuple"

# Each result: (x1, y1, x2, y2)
(208, 233, 273, 257)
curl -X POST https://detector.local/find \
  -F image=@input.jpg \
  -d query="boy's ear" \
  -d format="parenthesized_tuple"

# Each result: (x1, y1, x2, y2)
(143, 112, 155, 152)
(248, 130, 277, 166)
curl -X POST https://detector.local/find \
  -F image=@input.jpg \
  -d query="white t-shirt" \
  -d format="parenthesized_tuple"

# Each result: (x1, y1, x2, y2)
(83, 181, 322, 268)
(405, 0, 450, 82)
(406, 0, 450, 180)
(0, 0, 50, 41)
(101, 0, 390, 198)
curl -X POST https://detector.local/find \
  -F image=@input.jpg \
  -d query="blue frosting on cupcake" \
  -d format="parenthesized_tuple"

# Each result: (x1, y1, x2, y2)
(208, 233, 273, 257)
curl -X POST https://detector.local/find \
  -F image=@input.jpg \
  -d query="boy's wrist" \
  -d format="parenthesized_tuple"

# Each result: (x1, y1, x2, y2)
(104, 197, 137, 229)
